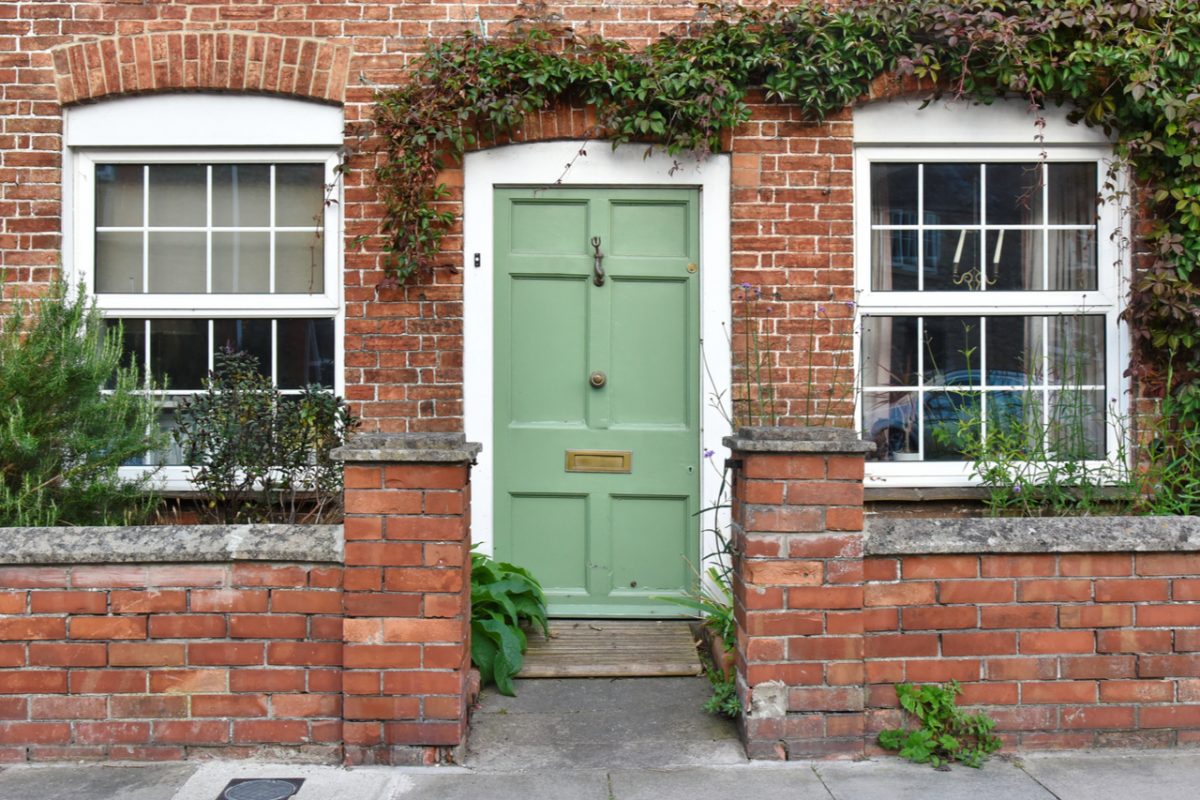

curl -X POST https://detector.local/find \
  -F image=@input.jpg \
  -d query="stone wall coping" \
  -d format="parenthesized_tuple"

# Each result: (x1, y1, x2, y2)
(866, 515, 1200, 555)
(332, 433, 482, 463)
(724, 426, 876, 455)
(0, 524, 343, 565)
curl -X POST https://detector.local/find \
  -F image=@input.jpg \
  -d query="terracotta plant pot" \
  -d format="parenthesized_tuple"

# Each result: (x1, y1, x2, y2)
(710, 632, 735, 680)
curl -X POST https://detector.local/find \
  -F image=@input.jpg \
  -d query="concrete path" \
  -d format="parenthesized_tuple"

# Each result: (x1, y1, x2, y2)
(0, 676, 1197, 799)
(1, 752, 1199, 800)
(2, 753, 1200, 800)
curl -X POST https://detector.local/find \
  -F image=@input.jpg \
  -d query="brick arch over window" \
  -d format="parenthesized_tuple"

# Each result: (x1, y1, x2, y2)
(51, 32, 351, 106)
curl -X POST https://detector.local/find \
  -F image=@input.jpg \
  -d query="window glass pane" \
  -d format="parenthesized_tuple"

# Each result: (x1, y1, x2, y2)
(1048, 316, 1105, 386)
(277, 318, 335, 389)
(924, 164, 980, 225)
(147, 165, 206, 227)
(1047, 229, 1097, 291)
(275, 163, 325, 227)
(103, 318, 145, 388)
(986, 316, 1044, 385)
(986, 229, 1043, 291)
(213, 319, 272, 377)
(147, 231, 206, 293)
(987, 391, 1043, 452)
(863, 391, 919, 461)
(924, 390, 980, 460)
(923, 229, 979, 291)
(96, 164, 143, 227)
(862, 316, 919, 386)
(1049, 389, 1105, 459)
(212, 164, 270, 228)
(150, 319, 208, 390)
(870, 164, 918, 225)
(212, 232, 269, 293)
(871, 229, 918, 291)
(95, 232, 144, 293)
(985, 163, 1043, 225)
(923, 317, 981, 386)
(275, 231, 325, 293)
(1048, 163, 1097, 225)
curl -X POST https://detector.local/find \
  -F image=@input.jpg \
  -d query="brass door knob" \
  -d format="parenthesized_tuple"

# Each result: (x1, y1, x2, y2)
(589, 371, 607, 388)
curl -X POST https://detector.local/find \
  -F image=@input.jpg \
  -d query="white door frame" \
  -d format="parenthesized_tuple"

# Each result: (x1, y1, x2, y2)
(462, 141, 732, 564)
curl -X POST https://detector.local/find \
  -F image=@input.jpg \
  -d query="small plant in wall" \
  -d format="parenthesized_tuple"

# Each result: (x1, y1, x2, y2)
(878, 681, 1001, 769)
(470, 549, 549, 697)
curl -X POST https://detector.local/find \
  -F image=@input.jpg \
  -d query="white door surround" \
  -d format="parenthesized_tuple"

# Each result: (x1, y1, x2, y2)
(462, 141, 732, 559)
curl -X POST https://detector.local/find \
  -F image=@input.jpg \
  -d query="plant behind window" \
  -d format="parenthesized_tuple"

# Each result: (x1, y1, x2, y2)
(0, 281, 163, 526)
(174, 348, 353, 523)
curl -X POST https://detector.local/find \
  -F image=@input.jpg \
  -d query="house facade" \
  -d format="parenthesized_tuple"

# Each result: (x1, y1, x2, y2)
(4, 0, 1193, 765)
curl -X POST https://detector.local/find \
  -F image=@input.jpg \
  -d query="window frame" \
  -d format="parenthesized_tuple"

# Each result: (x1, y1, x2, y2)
(853, 143, 1130, 488)
(68, 147, 344, 491)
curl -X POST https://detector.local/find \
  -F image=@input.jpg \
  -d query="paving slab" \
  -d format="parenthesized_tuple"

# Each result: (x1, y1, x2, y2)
(0, 764, 196, 800)
(1018, 750, 1200, 800)
(398, 770, 610, 800)
(470, 739, 746, 771)
(171, 763, 409, 800)
(609, 765, 832, 800)
(814, 757, 1055, 800)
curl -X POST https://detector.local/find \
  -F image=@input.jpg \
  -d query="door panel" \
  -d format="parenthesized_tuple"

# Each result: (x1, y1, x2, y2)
(510, 494, 589, 594)
(494, 187, 701, 616)
(509, 275, 589, 425)
(610, 278, 690, 427)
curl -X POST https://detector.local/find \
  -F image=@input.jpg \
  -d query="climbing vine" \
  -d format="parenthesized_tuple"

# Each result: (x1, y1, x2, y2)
(370, 0, 1200, 402)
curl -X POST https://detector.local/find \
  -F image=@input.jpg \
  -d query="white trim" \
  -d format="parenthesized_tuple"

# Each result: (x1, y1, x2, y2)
(854, 97, 1112, 146)
(852, 128, 1130, 487)
(65, 94, 343, 148)
(463, 141, 732, 559)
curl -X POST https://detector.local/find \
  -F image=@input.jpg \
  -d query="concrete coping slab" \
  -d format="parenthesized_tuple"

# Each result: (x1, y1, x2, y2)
(332, 433, 482, 463)
(0, 524, 343, 565)
(866, 515, 1200, 555)
(724, 425, 876, 455)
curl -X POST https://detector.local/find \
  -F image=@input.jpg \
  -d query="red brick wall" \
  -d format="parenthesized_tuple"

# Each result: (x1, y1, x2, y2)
(864, 552, 1200, 750)
(0, 561, 343, 762)
(340, 448, 474, 766)
(3, 0, 858, 432)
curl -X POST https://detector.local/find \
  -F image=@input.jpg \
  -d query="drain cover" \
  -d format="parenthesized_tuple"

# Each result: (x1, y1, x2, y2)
(219, 778, 304, 800)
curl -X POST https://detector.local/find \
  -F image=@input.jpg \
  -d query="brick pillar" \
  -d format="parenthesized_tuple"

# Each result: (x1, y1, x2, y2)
(725, 426, 872, 759)
(334, 434, 480, 766)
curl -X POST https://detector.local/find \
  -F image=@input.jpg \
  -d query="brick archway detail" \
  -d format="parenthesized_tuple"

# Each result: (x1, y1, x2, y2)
(51, 32, 351, 106)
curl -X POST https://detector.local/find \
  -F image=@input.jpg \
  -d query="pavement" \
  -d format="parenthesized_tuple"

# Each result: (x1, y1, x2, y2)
(0, 678, 1197, 799)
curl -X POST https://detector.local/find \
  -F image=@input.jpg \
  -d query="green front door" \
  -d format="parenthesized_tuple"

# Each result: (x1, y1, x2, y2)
(494, 187, 701, 616)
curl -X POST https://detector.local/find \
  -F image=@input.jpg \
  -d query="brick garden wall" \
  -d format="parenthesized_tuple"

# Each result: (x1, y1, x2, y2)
(728, 428, 1200, 760)
(0, 560, 343, 762)
(863, 551, 1200, 750)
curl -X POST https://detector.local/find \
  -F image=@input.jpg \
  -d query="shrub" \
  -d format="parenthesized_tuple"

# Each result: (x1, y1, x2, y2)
(0, 282, 163, 526)
(174, 348, 354, 523)
(470, 549, 548, 696)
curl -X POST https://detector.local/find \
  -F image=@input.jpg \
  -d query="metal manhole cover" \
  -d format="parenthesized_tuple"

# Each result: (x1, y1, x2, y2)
(219, 778, 304, 800)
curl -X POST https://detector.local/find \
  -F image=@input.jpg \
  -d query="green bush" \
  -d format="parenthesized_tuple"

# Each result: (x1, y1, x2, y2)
(0, 282, 163, 526)
(174, 348, 354, 524)
(470, 549, 548, 696)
